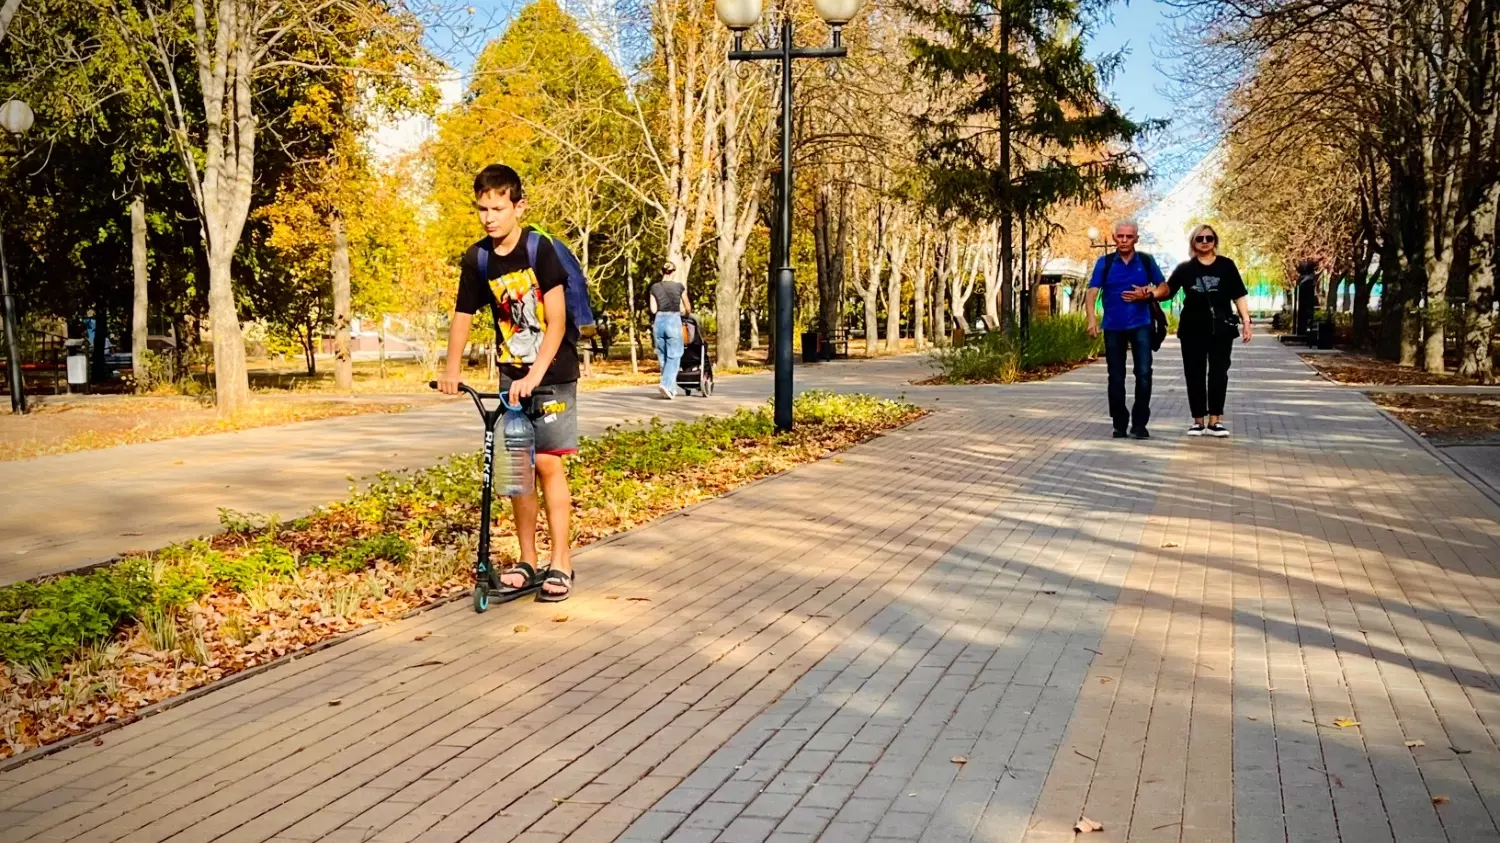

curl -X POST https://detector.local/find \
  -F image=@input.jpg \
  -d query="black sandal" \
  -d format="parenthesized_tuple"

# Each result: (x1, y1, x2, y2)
(495, 561, 544, 597)
(536, 568, 575, 603)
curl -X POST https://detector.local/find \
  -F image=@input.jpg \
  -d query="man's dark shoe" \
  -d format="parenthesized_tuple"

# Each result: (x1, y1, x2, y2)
(1113, 428, 1129, 439)
(1131, 429, 1151, 440)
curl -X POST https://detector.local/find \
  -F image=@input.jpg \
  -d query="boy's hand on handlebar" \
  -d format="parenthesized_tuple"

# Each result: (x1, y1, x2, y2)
(508, 373, 541, 406)
(437, 373, 462, 395)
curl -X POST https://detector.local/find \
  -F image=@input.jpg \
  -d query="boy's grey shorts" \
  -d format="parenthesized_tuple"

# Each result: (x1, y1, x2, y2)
(500, 377, 579, 456)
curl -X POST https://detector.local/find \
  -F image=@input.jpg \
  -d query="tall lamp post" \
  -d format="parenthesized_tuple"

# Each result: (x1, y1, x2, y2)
(0, 99, 34, 415)
(715, 0, 862, 432)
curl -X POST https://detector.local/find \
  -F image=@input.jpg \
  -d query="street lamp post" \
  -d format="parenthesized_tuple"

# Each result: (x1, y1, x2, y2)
(0, 99, 34, 415)
(716, 0, 861, 431)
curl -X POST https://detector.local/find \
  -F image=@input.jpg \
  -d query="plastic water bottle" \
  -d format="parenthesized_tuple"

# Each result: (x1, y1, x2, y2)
(498, 400, 536, 497)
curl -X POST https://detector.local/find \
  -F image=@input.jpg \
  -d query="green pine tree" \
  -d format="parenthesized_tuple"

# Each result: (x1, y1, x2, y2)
(904, 0, 1160, 328)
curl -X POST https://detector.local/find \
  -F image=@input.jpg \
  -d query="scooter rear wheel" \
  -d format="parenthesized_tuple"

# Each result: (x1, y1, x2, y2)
(473, 586, 490, 613)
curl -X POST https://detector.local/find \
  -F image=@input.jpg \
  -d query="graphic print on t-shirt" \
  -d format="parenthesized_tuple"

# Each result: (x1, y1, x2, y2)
(490, 267, 550, 364)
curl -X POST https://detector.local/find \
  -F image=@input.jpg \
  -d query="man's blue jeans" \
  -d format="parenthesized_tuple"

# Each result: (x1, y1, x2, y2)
(1104, 325, 1153, 433)
(653, 312, 684, 393)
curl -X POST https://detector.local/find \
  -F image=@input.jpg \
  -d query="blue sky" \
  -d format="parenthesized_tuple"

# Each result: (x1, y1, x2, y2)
(1091, 0, 1172, 129)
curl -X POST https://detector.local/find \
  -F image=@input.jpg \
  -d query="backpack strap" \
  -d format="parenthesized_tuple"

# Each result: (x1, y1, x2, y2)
(477, 237, 491, 280)
(526, 229, 541, 269)
(1100, 251, 1114, 286)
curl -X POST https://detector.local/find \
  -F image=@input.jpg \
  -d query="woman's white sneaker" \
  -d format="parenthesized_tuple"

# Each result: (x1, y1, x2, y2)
(1207, 423, 1230, 438)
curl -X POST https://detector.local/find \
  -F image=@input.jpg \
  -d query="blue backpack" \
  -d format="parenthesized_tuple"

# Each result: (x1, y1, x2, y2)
(477, 226, 597, 338)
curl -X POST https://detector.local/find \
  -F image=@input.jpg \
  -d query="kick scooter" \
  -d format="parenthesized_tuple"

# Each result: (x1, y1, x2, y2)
(431, 380, 543, 612)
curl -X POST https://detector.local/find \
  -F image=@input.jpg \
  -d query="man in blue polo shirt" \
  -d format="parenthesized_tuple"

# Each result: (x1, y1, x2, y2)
(1085, 221, 1165, 439)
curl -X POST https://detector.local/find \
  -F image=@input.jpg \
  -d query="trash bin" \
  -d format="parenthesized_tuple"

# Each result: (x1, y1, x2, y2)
(801, 331, 821, 364)
(65, 338, 88, 392)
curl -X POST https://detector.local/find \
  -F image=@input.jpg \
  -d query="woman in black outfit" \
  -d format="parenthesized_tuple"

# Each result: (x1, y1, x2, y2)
(1152, 224, 1253, 437)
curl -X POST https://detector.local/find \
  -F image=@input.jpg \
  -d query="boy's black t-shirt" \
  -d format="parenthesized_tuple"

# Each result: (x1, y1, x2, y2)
(455, 227, 580, 385)
(1166, 256, 1248, 339)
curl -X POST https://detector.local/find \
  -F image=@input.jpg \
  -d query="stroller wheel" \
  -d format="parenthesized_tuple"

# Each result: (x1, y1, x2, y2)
(473, 586, 490, 613)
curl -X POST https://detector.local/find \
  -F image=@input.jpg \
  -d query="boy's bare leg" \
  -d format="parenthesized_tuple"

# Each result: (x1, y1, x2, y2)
(535, 454, 572, 595)
(502, 490, 540, 588)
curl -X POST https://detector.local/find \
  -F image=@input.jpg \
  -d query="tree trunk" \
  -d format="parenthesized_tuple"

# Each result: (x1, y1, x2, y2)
(331, 210, 352, 390)
(1461, 183, 1498, 381)
(983, 223, 1000, 329)
(627, 262, 639, 373)
(934, 233, 951, 347)
(886, 226, 912, 353)
(207, 256, 249, 410)
(131, 195, 149, 392)
(813, 182, 849, 338)
(914, 232, 929, 348)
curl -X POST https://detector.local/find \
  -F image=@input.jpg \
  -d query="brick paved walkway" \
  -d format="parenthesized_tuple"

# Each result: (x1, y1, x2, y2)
(3, 337, 1499, 842)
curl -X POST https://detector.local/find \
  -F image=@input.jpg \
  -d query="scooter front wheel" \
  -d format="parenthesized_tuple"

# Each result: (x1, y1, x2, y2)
(473, 586, 490, 613)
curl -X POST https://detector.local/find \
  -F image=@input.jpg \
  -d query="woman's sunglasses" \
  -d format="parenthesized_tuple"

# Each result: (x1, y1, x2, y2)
(1194, 235, 1217, 244)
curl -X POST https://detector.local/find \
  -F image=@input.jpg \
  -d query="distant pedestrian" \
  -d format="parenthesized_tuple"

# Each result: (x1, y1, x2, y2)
(1085, 221, 1167, 439)
(1152, 224, 1253, 438)
(649, 264, 691, 400)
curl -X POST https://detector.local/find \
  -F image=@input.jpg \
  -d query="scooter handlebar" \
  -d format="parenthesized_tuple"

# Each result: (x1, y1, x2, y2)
(429, 380, 503, 399)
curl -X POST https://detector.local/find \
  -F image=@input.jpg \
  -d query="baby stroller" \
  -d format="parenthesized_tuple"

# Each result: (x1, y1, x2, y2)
(676, 314, 715, 396)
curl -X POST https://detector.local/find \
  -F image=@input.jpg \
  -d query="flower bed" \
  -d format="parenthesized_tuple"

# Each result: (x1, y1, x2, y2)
(0, 391, 924, 760)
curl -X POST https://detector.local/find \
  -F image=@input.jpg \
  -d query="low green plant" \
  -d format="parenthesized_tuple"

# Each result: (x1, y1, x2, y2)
(928, 315, 1101, 384)
(0, 563, 151, 668)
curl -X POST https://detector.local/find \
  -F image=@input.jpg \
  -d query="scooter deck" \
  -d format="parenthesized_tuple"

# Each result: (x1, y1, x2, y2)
(484, 581, 545, 605)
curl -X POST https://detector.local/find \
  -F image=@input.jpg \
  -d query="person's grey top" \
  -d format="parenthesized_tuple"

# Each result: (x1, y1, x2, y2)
(649, 280, 686, 314)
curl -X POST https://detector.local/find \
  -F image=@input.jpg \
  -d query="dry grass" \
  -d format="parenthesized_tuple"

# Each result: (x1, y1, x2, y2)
(0, 397, 412, 462)
(1300, 352, 1479, 386)
(1371, 392, 1500, 442)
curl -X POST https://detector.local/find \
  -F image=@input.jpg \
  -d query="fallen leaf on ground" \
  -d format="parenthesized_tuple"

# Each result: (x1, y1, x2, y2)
(626, 597, 652, 602)
(1075, 817, 1104, 833)
(1248, 716, 1258, 721)
(327, 699, 342, 706)
(605, 595, 619, 600)
(513, 625, 529, 633)
(414, 632, 431, 641)
(1041, 590, 1058, 595)
(1332, 717, 1360, 728)
(1099, 677, 1114, 685)
(405, 660, 444, 669)
(1433, 796, 1450, 805)
(1162, 542, 1179, 548)
(551, 615, 569, 623)
(1405, 740, 1426, 748)
(951, 756, 968, 764)
(1450, 746, 1472, 755)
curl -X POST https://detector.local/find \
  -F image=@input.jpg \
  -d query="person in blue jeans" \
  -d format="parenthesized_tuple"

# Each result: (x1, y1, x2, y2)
(649, 263, 691, 400)
(1084, 221, 1166, 439)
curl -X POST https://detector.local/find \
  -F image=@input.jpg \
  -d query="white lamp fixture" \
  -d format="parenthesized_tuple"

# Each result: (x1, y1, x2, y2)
(811, 0, 862, 26)
(0, 100, 34, 136)
(1087, 226, 1100, 242)
(715, 0, 762, 30)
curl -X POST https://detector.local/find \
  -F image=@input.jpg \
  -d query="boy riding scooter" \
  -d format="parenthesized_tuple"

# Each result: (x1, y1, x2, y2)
(438, 164, 578, 603)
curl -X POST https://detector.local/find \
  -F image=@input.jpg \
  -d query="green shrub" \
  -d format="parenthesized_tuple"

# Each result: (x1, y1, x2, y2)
(929, 332, 1022, 384)
(929, 315, 1100, 384)
(1020, 315, 1102, 369)
(328, 534, 414, 573)
(0, 564, 152, 668)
